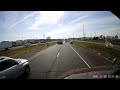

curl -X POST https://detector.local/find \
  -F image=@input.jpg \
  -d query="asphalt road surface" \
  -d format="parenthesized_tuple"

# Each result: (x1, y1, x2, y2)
(28, 41, 112, 79)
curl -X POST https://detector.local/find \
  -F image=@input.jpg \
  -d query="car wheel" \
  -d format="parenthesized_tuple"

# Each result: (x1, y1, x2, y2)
(22, 66, 30, 79)
(25, 66, 30, 75)
(17, 66, 30, 79)
(16, 66, 30, 79)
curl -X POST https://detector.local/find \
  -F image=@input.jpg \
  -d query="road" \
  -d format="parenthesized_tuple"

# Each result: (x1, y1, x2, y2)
(28, 41, 112, 79)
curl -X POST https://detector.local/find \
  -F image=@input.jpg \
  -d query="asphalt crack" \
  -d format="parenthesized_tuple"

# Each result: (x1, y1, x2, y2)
(46, 44, 63, 79)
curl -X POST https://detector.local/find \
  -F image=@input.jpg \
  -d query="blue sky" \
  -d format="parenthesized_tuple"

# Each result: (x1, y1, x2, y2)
(0, 11, 120, 42)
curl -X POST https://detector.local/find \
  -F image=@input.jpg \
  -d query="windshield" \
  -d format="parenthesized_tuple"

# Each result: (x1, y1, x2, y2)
(0, 11, 120, 79)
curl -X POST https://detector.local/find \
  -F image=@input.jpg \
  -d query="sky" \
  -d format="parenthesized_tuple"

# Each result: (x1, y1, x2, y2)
(0, 11, 120, 42)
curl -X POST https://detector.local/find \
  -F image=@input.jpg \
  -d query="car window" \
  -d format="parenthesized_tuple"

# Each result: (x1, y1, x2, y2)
(0, 59, 18, 71)
(0, 58, 4, 60)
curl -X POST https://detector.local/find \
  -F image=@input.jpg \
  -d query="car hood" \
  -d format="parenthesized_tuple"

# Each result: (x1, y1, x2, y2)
(16, 59, 28, 64)
(58, 65, 119, 79)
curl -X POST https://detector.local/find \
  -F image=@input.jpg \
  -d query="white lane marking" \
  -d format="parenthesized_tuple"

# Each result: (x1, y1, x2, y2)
(28, 44, 57, 60)
(68, 44, 91, 68)
(57, 52, 60, 57)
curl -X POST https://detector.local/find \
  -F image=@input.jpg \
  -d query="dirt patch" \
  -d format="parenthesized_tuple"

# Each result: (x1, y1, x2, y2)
(15, 43, 56, 59)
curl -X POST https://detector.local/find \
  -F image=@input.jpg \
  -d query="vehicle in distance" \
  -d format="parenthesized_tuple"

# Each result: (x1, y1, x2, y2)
(41, 40, 46, 43)
(57, 39, 63, 44)
(0, 56, 30, 79)
(70, 41, 73, 44)
(0, 41, 12, 51)
(25, 43, 31, 47)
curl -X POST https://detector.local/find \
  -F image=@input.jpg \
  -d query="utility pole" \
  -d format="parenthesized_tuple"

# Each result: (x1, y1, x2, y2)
(83, 24, 85, 40)
(117, 32, 119, 36)
(111, 31, 112, 36)
(43, 34, 45, 39)
(40, 35, 41, 39)
(95, 32, 96, 37)
(73, 33, 74, 38)
(22, 36, 23, 40)
(91, 34, 92, 37)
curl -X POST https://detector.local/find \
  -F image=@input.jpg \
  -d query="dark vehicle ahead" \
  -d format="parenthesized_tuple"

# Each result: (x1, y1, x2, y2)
(57, 40, 63, 44)
(0, 56, 30, 79)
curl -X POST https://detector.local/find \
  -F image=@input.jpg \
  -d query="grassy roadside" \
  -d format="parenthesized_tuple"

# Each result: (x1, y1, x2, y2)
(72, 41, 120, 63)
(0, 42, 56, 57)
(85, 39, 105, 43)
(84, 39, 120, 46)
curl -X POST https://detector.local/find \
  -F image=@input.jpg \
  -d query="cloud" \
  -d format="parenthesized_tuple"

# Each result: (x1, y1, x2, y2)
(82, 14, 120, 25)
(1, 11, 120, 41)
(45, 12, 96, 36)
(8, 11, 37, 29)
(46, 12, 120, 39)
(57, 23, 62, 27)
(28, 11, 64, 30)
(2, 11, 18, 30)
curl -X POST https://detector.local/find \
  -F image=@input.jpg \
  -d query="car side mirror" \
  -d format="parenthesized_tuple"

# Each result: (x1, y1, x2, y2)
(16, 62, 19, 65)
(112, 58, 117, 66)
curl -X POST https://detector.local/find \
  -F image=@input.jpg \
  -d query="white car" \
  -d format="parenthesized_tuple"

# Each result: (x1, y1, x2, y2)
(0, 56, 30, 79)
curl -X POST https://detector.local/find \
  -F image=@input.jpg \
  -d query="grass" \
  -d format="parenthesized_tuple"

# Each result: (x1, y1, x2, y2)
(84, 39, 120, 45)
(85, 39, 105, 43)
(110, 40, 120, 45)
(72, 41, 120, 63)
(0, 42, 56, 57)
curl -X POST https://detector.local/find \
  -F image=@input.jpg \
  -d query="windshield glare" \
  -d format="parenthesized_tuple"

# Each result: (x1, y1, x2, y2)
(0, 11, 120, 79)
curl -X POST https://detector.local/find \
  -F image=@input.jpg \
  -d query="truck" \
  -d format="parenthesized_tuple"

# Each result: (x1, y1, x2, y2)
(0, 41, 12, 51)
(57, 39, 63, 44)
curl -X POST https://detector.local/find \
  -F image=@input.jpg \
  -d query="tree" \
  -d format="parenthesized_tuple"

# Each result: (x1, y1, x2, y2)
(93, 37, 95, 40)
(99, 35, 105, 39)
(93, 37, 98, 40)
(99, 35, 103, 39)
(103, 36, 105, 39)
(114, 35, 118, 40)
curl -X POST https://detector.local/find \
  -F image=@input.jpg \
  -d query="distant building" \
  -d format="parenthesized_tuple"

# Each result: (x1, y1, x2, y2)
(16, 40, 24, 45)
(24, 39, 41, 44)
(24, 39, 35, 44)
(81, 37, 92, 40)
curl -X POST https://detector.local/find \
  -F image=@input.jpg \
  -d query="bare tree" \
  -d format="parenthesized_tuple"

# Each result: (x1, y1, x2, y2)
(114, 35, 118, 40)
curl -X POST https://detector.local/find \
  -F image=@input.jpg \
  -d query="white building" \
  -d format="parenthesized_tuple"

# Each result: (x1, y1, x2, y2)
(24, 39, 37, 44)
(16, 40, 24, 45)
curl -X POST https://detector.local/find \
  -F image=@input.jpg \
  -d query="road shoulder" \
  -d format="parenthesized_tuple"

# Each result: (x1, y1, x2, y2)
(70, 43, 112, 67)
